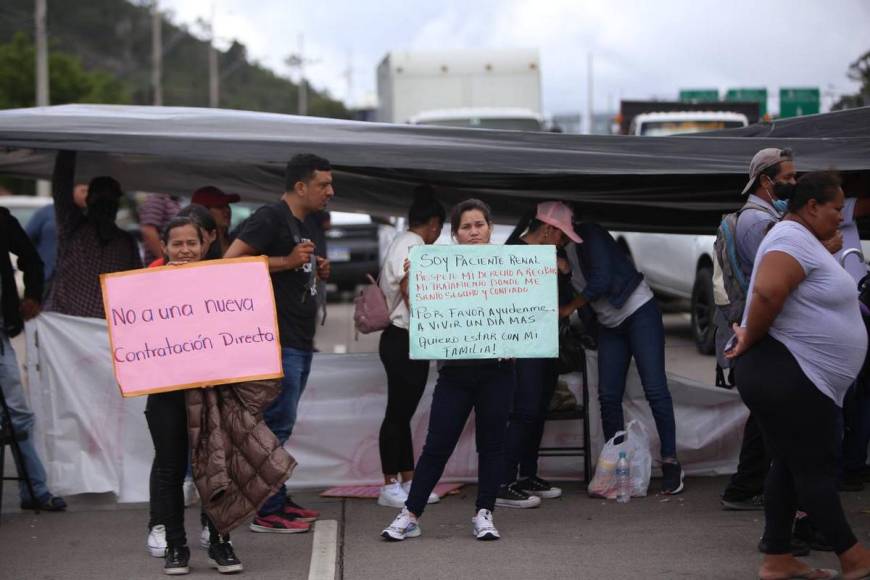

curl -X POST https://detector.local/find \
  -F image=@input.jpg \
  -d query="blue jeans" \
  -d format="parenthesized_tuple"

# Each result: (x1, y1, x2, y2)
(597, 299, 677, 460)
(258, 347, 313, 516)
(0, 331, 51, 503)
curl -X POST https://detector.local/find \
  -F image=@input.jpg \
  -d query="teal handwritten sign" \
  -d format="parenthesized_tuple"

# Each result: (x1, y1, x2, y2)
(408, 244, 558, 360)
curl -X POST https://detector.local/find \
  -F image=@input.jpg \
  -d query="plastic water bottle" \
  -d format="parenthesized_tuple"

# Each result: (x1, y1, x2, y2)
(616, 451, 631, 504)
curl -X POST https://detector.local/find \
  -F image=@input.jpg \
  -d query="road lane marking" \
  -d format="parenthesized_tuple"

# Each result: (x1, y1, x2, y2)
(307, 519, 338, 580)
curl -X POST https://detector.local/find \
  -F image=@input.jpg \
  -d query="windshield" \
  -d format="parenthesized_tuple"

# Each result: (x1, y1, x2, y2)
(418, 117, 544, 131)
(639, 120, 746, 136)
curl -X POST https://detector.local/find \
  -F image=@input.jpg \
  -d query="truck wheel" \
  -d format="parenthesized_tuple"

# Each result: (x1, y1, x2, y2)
(691, 267, 716, 355)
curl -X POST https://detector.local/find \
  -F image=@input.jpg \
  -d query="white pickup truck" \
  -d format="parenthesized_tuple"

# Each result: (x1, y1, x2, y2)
(615, 232, 717, 353)
(618, 111, 749, 354)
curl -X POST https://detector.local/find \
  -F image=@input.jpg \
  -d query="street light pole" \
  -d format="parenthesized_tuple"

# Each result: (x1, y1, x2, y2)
(35, 0, 49, 107)
(298, 34, 307, 116)
(586, 52, 594, 135)
(151, 0, 163, 106)
(207, 4, 218, 108)
(35, 0, 51, 197)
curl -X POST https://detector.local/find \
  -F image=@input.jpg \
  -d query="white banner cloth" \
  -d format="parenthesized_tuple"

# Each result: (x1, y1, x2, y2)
(25, 313, 747, 502)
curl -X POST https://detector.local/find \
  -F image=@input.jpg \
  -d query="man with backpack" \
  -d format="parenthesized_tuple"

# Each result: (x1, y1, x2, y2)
(715, 148, 797, 512)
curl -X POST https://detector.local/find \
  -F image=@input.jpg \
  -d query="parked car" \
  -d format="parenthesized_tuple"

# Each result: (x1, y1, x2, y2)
(326, 214, 396, 292)
(230, 203, 396, 293)
(617, 112, 751, 355)
(615, 232, 716, 353)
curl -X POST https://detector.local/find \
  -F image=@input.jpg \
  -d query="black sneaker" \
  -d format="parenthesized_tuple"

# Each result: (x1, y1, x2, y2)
(494, 482, 542, 509)
(164, 545, 190, 575)
(660, 462, 685, 495)
(208, 540, 243, 574)
(516, 476, 563, 499)
(721, 494, 764, 511)
(20, 494, 67, 511)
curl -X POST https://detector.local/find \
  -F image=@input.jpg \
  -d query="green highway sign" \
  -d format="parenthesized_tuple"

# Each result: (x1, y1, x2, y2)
(725, 88, 768, 117)
(679, 89, 719, 103)
(779, 87, 820, 118)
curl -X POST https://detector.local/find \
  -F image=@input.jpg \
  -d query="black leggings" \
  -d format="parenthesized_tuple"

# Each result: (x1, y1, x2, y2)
(503, 357, 558, 483)
(735, 335, 857, 555)
(146, 391, 221, 548)
(378, 325, 430, 475)
(406, 362, 515, 516)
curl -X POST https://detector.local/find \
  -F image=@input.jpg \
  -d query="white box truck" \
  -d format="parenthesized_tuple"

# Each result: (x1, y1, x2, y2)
(377, 48, 543, 128)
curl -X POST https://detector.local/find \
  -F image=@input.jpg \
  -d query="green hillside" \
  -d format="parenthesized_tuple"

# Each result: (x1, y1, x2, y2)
(0, 0, 349, 117)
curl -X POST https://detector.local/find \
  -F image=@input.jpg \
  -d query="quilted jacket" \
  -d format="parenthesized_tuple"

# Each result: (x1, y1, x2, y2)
(186, 379, 296, 534)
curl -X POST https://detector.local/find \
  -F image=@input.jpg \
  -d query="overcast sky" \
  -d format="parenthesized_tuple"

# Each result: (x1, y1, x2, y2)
(161, 0, 869, 116)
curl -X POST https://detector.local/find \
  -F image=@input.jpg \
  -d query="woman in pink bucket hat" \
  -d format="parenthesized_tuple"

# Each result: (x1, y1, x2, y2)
(562, 207, 685, 495)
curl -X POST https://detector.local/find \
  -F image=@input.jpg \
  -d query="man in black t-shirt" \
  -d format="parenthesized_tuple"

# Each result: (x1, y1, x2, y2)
(225, 153, 333, 533)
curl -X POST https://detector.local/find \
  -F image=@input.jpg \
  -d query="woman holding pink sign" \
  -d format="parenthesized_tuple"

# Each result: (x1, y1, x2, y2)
(144, 217, 243, 575)
(381, 198, 516, 543)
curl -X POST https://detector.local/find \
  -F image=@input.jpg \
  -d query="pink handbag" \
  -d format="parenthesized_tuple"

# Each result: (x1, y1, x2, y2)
(353, 274, 392, 335)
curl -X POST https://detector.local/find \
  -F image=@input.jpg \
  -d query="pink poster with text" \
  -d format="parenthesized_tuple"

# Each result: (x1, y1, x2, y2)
(101, 257, 283, 397)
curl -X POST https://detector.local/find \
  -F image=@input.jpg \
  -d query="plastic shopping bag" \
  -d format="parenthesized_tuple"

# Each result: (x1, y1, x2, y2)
(587, 420, 652, 499)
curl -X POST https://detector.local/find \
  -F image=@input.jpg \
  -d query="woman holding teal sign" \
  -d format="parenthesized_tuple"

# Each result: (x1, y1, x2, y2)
(382, 198, 516, 542)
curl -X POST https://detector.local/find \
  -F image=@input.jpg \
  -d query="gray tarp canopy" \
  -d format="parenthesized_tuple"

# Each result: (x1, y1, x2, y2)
(0, 104, 868, 234)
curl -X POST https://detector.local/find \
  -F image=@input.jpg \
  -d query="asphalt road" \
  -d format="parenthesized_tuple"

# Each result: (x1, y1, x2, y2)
(2, 479, 870, 579)
(2, 297, 745, 580)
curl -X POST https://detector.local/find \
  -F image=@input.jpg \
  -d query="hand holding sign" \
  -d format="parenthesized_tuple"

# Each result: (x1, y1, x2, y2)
(408, 245, 558, 360)
(101, 257, 282, 397)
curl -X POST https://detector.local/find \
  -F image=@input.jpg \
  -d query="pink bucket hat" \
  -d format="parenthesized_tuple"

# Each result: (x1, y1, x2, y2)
(536, 201, 582, 243)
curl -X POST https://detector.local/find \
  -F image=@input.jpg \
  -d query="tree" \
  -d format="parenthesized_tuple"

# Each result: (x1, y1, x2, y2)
(0, 32, 130, 110)
(833, 50, 870, 111)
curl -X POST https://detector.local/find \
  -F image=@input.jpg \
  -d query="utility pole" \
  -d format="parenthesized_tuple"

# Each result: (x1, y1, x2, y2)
(35, 0, 51, 197)
(151, 0, 162, 106)
(207, 6, 218, 108)
(285, 34, 319, 116)
(209, 44, 219, 107)
(586, 52, 594, 135)
(35, 0, 49, 107)
(297, 34, 307, 115)
(343, 50, 353, 107)
(286, 34, 307, 115)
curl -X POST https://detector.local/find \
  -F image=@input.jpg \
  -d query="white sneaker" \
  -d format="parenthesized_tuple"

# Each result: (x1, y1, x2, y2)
(472, 509, 500, 541)
(200, 525, 210, 549)
(402, 480, 440, 504)
(146, 524, 166, 557)
(377, 480, 408, 508)
(183, 478, 199, 507)
(381, 507, 421, 541)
